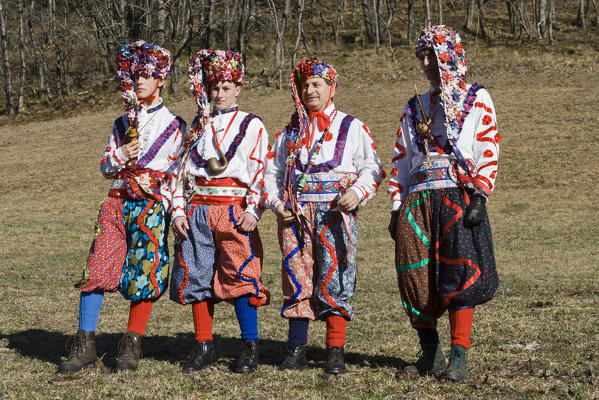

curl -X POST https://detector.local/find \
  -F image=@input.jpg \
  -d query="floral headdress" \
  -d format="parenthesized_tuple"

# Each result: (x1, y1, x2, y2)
(118, 40, 171, 127)
(416, 25, 467, 143)
(187, 49, 245, 146)
(288, 58, 339, 143)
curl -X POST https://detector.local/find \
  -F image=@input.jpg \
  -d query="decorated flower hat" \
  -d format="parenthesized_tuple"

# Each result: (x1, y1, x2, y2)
(187, 50, 245, 144)
(287, 58, 339, 143)
(117, 40, 171, 127)
(415, 25, 467, 143)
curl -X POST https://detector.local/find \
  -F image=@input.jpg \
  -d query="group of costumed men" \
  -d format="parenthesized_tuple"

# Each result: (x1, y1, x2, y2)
(59, 24, 499, 383)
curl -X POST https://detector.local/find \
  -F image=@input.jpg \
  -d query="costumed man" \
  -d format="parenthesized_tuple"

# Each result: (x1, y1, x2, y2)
(388, 25, 500, 382)
(263, 58, 383, 374)
(59, 40, 186, 372)
(169, 50, 270, 374)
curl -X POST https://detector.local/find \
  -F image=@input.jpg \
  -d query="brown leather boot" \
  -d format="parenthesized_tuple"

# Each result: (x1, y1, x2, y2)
(116, 331, 142, 371)
(58, 330, 98, 373)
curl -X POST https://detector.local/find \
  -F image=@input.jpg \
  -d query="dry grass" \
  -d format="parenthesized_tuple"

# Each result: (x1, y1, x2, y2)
(1, 41, 598, 400)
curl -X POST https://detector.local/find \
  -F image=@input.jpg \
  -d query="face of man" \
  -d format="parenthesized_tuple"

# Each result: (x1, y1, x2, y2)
(301, 77, 335, 113)
(210, 80, 241, 111)
(134, 75, 163, 101)
(417, 48, 441, 86)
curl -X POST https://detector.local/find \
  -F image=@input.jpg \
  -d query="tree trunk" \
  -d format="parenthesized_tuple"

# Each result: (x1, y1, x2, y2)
(532, 0, 538, 37)
(548, 0, 554, 43)
(537, 0, 546, 39)
(335, 0, 344, 43)
(361, 0, 374, 43)
(156, 0, 167, 46)
(578, 0, 587, 28)
(237, 0, 251, 56)
(424, 0, 431, 26)
(0, 0, 14, 117)
(17, 0, 26, 113)
(437, 0, 442, 24)
(465, 0, 475, 31)
(506, 0, 516, 35)
(269, 0, 290, 89)
(407, 0, 415, 44)
(292, 0, 304, 68)
(204, 0, 215, 48)
(27, 0, 51, 100)
(477, 0, 490, 43)
(372, 0, 380, 52)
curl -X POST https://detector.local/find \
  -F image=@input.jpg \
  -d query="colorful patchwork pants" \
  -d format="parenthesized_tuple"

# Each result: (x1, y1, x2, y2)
(279, 202, 358, 321)
(77, 197, 126, 293)
(394, 188, 498, 327)
(170, 203, 269, 306)
(77, 197, 170, 302)
(119, 199, 170, 301)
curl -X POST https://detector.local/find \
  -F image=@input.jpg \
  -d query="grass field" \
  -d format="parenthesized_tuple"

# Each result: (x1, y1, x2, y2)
(0, 41, 598, 399)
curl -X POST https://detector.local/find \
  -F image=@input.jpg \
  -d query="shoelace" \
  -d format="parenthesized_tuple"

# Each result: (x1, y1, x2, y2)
(118, 335, 142, 359)
(65, 333, 84, 358)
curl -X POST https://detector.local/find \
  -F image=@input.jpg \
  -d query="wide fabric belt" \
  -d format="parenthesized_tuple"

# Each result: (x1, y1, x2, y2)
(409, 157, 458, 193)
(108, 169, 164, 201)
(189, 177, 248, 205)
(297, 173, 347, 202)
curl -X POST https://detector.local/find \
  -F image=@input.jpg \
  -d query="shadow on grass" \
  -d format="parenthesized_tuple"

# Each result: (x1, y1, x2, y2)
(0, 329, 406, 371)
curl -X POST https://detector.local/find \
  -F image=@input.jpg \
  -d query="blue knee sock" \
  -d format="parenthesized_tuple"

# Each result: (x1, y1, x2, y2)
(288, 318, 309, 348)
(234, 295, 258, 341)
(416, 327, 439, 346)
(78, 291, 104, 333)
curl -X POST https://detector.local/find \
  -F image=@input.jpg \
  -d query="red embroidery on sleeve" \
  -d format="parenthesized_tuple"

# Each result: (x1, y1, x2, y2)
(475, 102, 493, 113)
(391, 168, 398, 176)
(484, 150, 494, 158)
(482, 115, 492, 125)
(392, 142, 406, 162)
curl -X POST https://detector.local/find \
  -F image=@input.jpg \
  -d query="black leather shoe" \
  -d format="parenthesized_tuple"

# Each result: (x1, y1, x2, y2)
(232, 340, 258, 373)
(279, 345, 308, 370)
(324, 346, 346, 374)
(182, 340, 216, 373)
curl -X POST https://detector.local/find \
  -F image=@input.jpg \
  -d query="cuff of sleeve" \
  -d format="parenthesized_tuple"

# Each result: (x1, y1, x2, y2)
(244, 204, 263, 221)
(348, 186, 365, 203)
(115, 148, 129, 165)
(473, 189, 489, 202)
(392, 199, 402, 211)
(171, 207, 186, 222)
(270, 197, 283, 212)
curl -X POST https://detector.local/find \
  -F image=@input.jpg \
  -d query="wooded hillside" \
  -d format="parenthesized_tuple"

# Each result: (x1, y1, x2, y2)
(0, 0, 596, 118)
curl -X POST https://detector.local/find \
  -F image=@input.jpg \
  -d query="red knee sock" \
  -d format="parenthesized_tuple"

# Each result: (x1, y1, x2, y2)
(449, 308, 474, 349)
(126, 299, 153, 335)
(325, 314, 347, 348)
(192, 300, 214, 342)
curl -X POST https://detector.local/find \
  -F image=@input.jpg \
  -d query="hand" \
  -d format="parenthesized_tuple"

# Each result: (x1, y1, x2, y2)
(388, 210, 400, 240)
(463, 195, 486, 228)
(236, 212, 258, 233)
(337, 190, 359, 213)
(172, 216, 190, 239)
(121, 139, 140, 159)
(275, 203, 294, 224)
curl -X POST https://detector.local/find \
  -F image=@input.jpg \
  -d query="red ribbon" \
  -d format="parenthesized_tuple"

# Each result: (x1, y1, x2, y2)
(308, 110, 331, 132)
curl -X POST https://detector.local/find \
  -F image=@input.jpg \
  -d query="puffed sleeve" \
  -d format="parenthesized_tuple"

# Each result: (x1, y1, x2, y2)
(388, 106, 413, 211)
(347, 120, 383, 205)
(263, 127, 289, 211)
(469, 89, 500, 198)
(99, 117, 130, 178)
(243, 118, 269, 220)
